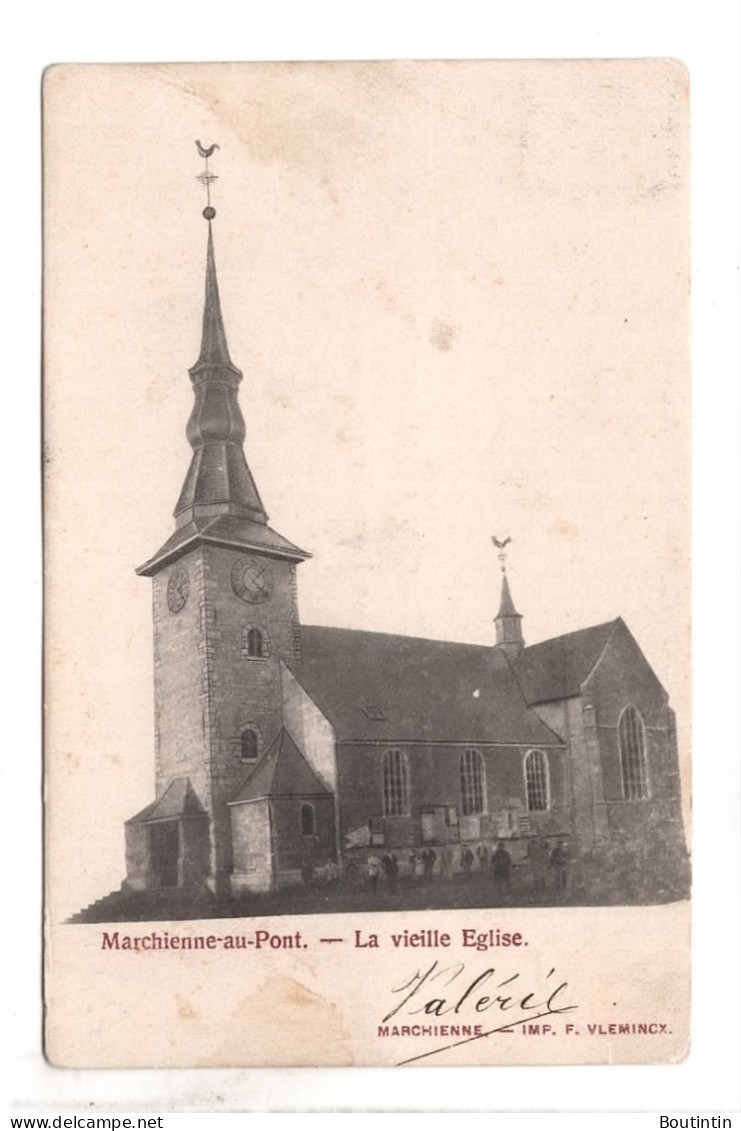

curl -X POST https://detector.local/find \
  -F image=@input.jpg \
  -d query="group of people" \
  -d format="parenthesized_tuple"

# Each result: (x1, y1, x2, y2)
(455, 840, 518, 894)
(365, 850, 400, 893)
(363, 838, 570, 896)
(301, 857, 339, 886)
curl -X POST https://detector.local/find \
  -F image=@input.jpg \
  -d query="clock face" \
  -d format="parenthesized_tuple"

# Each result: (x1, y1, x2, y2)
(231, 558, 273, 604)
(167, 567, 190, 614)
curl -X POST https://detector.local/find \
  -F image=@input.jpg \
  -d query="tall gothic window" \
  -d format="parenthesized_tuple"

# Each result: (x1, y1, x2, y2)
(525, 749, 550, 811)
(383, 749, 409, 817)
(460, 748, 485, 816)
(619, 705, 649, 799)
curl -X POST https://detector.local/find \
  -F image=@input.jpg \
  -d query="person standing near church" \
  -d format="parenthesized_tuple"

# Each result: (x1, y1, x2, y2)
(491, 841, 512, 898)
(476, 842, 489, 873)
(367, 852, 381, 894)
(440, 843, 453, 881)
(461, 844, 474, 879)
(324, 857, 339, 885)
(527, 837, 550, 896)
(382, 851, 399, 893)
(550, 840, 568, 895)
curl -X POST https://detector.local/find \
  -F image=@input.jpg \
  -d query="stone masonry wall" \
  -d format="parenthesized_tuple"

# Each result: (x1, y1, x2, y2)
(152, 547, 212, 810)
(230, 798, 273, 892)
(583, 625, 686, 856)
(336, 742, 567, 849)
(203, 545, 305, 884)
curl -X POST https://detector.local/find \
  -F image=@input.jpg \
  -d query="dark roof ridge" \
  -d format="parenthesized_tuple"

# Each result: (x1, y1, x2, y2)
(125, 777, 207, 824)
(577, 618, 621, 688)
(230, 727, 332, 803)
(302, 617, 627, 656)
(495, 648, 567, 746)
(301, 623, 492, 652)
(515, 618, 625, 706)
(521, 616, 622, 654)
(291, 625, 562, 746)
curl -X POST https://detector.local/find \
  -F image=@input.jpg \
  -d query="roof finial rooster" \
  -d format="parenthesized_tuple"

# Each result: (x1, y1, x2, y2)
(491, 534, 512, 573)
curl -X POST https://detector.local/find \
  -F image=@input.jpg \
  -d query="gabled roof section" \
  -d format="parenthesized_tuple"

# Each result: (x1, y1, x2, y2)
(126, 778, 207, 824)
(230, 728, 333, 804)
(516, 619, 619, 705)
(288, 625, 563, 746)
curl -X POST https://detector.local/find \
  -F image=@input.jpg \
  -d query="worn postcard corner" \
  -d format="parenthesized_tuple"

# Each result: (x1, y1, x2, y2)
(43, 59, 690, 1070)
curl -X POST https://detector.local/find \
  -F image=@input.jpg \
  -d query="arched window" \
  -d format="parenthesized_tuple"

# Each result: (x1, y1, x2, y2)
(247, 628, 264, 658)
(383, 749, 409, 817)
(619, 705, 649, 799)
(460, 748, 485, 816)
(239, 727, 259, 763)
(242, 627, 270, 660)
(300, 803, 315, 837)
(525, 749, 550, 811)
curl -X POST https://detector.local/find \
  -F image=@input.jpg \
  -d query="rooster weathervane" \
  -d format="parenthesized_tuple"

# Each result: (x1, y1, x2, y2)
(491, 534, 512, 573)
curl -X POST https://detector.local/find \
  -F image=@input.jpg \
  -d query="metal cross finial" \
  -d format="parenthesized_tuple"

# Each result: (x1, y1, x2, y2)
(491, 534, 512, 573)
(195, 141, 220, 219)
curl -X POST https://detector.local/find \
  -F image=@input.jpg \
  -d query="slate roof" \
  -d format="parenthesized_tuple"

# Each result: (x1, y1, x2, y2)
(137, 225, 310, 577)
(230, 728, 332, 803)
(515, 619, 619, 705)
(173, 445, 267, 527)
(190, 222, 237, 374)
(126, 777, 207, 824)
(289, 625, 563, 746)
(137, 514, 310, 576)
(497, 573, 521, 618)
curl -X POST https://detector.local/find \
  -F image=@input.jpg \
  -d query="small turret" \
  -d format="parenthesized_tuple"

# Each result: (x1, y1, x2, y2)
(491, 536, 524, 660)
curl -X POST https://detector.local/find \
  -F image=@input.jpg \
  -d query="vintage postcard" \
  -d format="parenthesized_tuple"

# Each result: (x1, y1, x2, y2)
(43, 60, 690, 1068)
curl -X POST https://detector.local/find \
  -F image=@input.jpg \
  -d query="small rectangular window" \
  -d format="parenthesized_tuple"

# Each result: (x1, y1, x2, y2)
(300, 803, 315, 837)
(361, 704, 386, 721)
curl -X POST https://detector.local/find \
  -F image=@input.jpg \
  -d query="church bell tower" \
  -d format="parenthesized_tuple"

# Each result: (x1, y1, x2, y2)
(127, 152, 310, 897)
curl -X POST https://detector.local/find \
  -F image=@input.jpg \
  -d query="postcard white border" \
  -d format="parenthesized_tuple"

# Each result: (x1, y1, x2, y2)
(5, 0, 740, 1115)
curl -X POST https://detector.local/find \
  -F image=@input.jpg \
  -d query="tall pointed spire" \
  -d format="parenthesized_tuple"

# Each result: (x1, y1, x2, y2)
(492, 536, 524, 659)
(497, 572, 519, 619)
(192, 223, 235, 374)
(136, 147, 310, 577)
(174, 217, 267, 526)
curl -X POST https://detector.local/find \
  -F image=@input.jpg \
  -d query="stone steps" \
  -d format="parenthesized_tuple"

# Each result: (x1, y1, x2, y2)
(69, 887, 221, 924)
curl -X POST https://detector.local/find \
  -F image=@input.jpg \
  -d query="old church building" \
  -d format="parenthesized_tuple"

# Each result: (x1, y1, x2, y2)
(121, 210, 688, 906)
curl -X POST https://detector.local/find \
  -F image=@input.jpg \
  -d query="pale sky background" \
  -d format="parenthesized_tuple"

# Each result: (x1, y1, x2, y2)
(44, 60, 690, 918)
